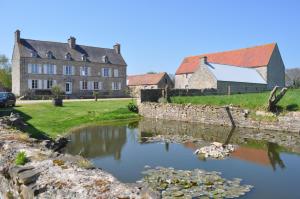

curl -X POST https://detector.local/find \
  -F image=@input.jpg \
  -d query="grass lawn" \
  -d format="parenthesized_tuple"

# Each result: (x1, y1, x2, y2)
(0, 100, 139, 138)
(170, 89, 300, 112)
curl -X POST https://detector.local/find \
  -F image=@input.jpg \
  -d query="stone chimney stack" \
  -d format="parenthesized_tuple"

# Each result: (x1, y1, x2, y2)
(68, 37, 76, 49)
(200, 56, 208, 65)
(15, 30, 20, 43)
(113, 43, 121, 54)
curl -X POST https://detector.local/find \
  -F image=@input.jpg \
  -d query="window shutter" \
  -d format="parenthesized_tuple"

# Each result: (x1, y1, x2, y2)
(38, 65, 42, 74)
(99, 82, 102, 90)
(80, 67, 83, 76)
(43, 65, 47, 74)
(109, 68, 112, 77)
(44, 80, 47, 89)
(53, 65, 57, 74)
(53, 80, 57, 85)
(28, 79, 32, 89)
(63, 66, 66, 75)
(118, 82, 121, 90)
(114, 69, 119, 77)
(72, 66, 75, 75)
(28, 64, 32, 74)
(79, 81, 82, 90)
(38, 80, 43, 89)
(101, 68, 104, 76)
(88, 81, 92, 90)
(88, 67, 91, 76)
(112, 82, 114, 90)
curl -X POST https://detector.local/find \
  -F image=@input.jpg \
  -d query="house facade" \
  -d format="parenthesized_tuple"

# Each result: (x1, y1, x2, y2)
(175, 43, 285, 93)
(12, 30, 127, 98)
(127, 72, 173, 97)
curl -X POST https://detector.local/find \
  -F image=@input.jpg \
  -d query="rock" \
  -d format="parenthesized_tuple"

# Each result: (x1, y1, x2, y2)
(194, 143, 236, 159)
(18, 169, 40, 185)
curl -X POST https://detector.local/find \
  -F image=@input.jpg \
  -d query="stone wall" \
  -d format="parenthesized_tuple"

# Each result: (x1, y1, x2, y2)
(140, 89, 217, 103)
(138, 102, 300, 133)
(217, 81, 268, 94)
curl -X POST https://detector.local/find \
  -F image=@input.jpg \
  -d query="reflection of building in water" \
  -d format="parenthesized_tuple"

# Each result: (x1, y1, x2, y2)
(66, 126, 127, 160)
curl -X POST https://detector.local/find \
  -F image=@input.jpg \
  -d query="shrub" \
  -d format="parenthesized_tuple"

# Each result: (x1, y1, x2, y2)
(15, 151, 27, 166)
(127, 102, 138, 113)
(51, 85, 63, 99)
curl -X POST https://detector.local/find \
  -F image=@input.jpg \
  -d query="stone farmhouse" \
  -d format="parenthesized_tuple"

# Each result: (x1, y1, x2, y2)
(12, 30, 127, 98)
(127, 72, 173, 97)
(175, 43, 285, 94)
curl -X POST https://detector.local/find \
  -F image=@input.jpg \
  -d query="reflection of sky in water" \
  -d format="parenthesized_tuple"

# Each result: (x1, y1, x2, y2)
(65, 122, 300, 199)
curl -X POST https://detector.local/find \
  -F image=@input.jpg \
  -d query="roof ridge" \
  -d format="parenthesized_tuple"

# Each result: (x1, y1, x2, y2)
(128, 72, 166, 77)
(21, 38, 114, 51)
(186, 43, 276, 58)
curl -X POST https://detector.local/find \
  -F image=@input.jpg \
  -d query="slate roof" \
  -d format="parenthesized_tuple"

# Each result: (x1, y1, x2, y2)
(127, 73, 167, 86)
(176, 43, 276, 75)
(207, 63, 266, 84)
(18, 39, 127, 66)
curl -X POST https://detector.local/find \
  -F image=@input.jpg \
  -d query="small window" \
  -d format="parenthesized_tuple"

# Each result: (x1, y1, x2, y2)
(82, 81, 88, 90)
(102, 55, 109, 63)
(94, 82, 99, 90)
(112, 82, 121, 90)
(46, 51, 53, 59)
(32, 80, 38, 89)
(47, 80, 53, 89)
(65, 66, 73, 75)
(65, 53, 71, 60)
(31, 51, 37, 58)
(103, 68, 110, 77)
(31, 64, 39, 74)
(81, 67, 88, 76)
(82, 54, 87, 61)
(46, 64, 54, 74)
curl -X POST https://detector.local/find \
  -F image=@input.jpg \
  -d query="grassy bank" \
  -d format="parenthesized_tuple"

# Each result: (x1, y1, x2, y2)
(0, 100, 138, 138)
(170, 89, 300, 112)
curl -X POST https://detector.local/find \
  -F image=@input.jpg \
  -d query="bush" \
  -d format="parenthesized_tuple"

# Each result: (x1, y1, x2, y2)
(51, 85, 63, 99)
(127, 102, 138, 113)
(15, 151, 27, 166)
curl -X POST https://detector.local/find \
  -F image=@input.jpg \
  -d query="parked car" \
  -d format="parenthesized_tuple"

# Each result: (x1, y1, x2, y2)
(0, 92, 16, 107)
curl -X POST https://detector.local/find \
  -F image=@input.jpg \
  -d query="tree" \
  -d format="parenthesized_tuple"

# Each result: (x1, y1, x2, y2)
(147, 71, 157, 74)
(286, 68, 300, 88)
(0, 55, 12, 90)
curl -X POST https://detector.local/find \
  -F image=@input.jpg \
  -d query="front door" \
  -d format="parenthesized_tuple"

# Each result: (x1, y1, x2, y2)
(65, 82, 72, 94)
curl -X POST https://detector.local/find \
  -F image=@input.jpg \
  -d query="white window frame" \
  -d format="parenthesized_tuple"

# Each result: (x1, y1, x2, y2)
(65, 65, 72, 75)
(94, 82, 99, 90)
(47, 64, 54, 74)
(103, 68, 109, 77)
(32, 80, 38, 89)
(82, 80, 88, 90)
(47, 80, 53, 89)
(112, 82, 121, 90)
(81, 67, 88, 76)
(32, 64, 39, 74)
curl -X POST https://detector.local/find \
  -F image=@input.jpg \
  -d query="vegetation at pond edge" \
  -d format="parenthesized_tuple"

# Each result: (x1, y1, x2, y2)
(170, 89, 300, 112)
(0, 100, 139, 138)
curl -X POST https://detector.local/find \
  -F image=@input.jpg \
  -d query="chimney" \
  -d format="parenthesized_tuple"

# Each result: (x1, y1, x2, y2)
(68, 36, 76, 49)
(200, 56, 207, 65)
(15, 30, 20, 43)
(113, 43, 121, 54)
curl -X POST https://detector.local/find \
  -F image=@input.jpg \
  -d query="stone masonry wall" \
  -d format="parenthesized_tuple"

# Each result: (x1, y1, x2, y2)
(138, 102, 300, 133)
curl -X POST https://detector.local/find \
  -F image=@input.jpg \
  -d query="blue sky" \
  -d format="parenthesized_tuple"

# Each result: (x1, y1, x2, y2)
(0, 0, 299, 74)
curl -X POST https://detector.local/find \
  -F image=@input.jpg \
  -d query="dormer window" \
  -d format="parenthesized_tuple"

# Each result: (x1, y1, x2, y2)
(46, 51, 53, 59)
(102, 55, 109, 63)
(65, 53, 71, 60)
(81, 54, 87, 61)
(31, 51, 37, 58)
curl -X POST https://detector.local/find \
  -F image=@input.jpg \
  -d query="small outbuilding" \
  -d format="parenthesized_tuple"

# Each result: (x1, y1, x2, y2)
(127, 72, 173, 97)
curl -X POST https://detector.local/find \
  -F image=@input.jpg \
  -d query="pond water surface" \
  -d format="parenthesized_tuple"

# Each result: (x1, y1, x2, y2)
(65, 119, 300, 199)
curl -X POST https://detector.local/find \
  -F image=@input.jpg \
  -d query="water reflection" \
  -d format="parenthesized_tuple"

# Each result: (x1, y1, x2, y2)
(66, 126, 126, 160)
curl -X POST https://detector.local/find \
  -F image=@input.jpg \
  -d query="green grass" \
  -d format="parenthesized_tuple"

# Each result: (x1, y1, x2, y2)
(171, 89, 300, 112)
(15, 151, 27, 165)
(0, 100, 139, 138)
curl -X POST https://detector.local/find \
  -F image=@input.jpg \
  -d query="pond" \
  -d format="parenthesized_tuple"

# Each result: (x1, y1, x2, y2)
(65, 118, 300, 199)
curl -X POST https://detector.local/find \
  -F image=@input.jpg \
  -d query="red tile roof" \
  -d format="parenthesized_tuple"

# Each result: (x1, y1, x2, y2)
(176, 43, 276, 75)
(127, 72, 167, 86)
